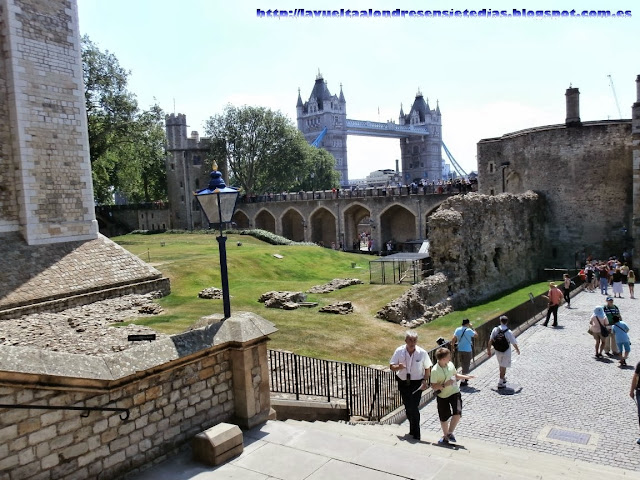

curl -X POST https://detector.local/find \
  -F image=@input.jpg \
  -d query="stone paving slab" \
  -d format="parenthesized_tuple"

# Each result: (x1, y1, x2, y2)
(409, 289, 640, 472)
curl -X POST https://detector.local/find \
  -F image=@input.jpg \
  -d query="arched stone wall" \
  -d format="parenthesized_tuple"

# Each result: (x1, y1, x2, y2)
(281, 208, 305, 242)
(380, 204, 416, 248)
(310, 207, 336, 247)
(255, 209, 276, 233)
(233, 210, 250, 229)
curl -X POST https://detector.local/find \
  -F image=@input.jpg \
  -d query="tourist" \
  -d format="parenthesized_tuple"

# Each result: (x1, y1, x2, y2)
(589, 306, 609, 358)
(542, 282, 563, 327)
(389, 331, 432, 440)
(611, 318, 631, 366)
(451, 319, 476, 387)
(585, 264, 595, 292)
(603, 297, 622, 356)
(599, 264, 610, 295)
(628, 270, 636, 299)
(562, 273, 574, 307)
(630, 361, 640, 445)
(612, 267, 624, 298)
(429, 347, 474, 444)
(487, 315, 520, 389)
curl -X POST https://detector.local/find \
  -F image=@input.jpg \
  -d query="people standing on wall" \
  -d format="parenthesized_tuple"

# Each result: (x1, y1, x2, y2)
(603, 296, 622, 356)
(612, 267, 624, 298)
(389, 331, 432, 440)
(543, 282, 563, 327)
(451, 319, 476, 387)
(628, 270, 636, 299)
(487, 315, 520, 389)
(429, 347, 474, 444)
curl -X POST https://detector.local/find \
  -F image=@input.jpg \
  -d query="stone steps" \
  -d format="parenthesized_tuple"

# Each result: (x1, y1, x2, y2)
(279, 419, 633, 479)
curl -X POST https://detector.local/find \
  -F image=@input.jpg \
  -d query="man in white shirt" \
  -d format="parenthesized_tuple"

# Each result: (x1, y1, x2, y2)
(390, 331, 433, 440)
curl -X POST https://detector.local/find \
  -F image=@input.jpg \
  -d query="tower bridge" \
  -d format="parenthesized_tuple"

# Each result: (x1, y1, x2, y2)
(232, 188, 455, 253)
(297, 72, 444, 186)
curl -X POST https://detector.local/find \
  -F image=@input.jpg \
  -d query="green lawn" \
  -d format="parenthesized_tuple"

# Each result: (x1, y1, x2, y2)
(113, 232, 551, 366)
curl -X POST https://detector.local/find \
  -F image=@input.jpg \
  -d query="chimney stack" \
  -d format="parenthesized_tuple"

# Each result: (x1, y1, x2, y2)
(565, 87, 581, 126)
(395, 159, 399, 173)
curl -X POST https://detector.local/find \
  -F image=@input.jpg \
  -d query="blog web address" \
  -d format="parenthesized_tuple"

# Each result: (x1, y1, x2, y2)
(256, 8, 632, 18)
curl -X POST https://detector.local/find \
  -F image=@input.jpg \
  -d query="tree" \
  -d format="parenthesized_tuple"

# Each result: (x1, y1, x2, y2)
(81, 36, 167, 204)
(204, 105, 339, 195)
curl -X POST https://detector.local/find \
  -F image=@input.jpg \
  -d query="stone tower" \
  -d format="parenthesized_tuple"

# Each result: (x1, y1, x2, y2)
(632, 75, 640, 265)
(0, 0, 97, 244)
(297, 72, 348, 185)
(398, 92, 443, 183)
(165, 113, 212, 230)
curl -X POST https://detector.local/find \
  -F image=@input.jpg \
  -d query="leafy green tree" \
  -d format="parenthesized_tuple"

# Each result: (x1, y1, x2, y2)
(81, 36, 167, 203)
(205, 105, 339, 195)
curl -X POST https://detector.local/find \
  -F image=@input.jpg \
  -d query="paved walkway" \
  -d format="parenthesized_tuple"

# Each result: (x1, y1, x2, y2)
(127, 289, 640, 479)
(411, 288, 640, 471)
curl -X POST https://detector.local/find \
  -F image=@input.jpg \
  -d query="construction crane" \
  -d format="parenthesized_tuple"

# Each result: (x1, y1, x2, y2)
(608, 74, 622, 119)
(441, 141, 467, 177)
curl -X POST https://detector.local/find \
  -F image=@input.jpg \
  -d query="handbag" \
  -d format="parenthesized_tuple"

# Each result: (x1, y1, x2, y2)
(596, 317, 609, 338)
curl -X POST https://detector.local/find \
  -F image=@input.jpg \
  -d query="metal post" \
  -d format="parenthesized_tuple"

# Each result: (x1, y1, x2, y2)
(216, 196, 231, 319)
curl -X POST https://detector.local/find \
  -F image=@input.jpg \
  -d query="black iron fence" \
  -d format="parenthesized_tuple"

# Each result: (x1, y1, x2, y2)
(269, 273, 585, 421)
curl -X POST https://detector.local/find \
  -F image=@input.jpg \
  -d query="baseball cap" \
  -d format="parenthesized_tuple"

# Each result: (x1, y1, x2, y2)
(594, 306, 606, 319)
(606, 296, 613, 302)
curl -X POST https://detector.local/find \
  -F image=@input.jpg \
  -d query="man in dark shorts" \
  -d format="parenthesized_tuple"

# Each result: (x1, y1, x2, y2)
(429, 347, 474, 444)
(631, 361, 640, 444)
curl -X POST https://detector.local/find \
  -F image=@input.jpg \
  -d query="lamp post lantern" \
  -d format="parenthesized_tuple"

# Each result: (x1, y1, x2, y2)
(194, 163, 240, 319)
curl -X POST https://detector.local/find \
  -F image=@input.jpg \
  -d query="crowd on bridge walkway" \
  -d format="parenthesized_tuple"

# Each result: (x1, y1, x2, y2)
(238, 177, 478, 204)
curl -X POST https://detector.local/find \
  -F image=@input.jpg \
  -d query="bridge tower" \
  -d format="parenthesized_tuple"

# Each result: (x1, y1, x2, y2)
(297, 72, 348, 185)
(398, 92, 444, 183)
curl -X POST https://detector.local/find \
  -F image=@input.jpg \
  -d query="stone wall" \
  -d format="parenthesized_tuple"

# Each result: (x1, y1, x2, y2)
(428, 192, 546, 307)
(477, 120, 633, 267)
(0, 0, 97, 244)
(0, 312, 277, 480)
(0, 232, 168, 315)
(0, 1, 19, 230)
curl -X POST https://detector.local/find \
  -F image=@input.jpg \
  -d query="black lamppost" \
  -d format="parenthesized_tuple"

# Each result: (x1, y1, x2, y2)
(194, 163, 240, 319)
(310, 172, 315, 199)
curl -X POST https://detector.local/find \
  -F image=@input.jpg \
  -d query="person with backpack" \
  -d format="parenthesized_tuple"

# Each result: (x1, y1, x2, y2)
(487, 315, 520, 389)
(451, 319, 477, 387)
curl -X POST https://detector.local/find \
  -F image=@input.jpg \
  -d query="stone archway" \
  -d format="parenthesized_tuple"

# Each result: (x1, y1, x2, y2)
(233, 210, 250, 229)
(281, 208, 305, 242)
(343, 203, 371, 251)
(255, 209, 276, 233)
(380, 204, 416, 251)
(310, 207, 336, 247)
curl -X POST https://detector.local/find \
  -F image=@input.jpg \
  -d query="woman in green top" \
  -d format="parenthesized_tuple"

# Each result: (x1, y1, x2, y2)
(430, 347, 475, 444)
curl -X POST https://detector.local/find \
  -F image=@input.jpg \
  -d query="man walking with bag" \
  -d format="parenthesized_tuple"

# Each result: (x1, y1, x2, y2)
(488, 315, 520, 389)
(543, 282, 563, 327)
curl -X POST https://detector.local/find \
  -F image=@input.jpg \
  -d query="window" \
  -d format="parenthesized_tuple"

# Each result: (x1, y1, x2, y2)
(195, 178, 200, 189)
(489, 162, 495, 174)
(193, 155, 202, 166)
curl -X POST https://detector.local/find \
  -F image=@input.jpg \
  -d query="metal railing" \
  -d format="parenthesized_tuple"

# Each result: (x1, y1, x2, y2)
(269, 273, 585, 421)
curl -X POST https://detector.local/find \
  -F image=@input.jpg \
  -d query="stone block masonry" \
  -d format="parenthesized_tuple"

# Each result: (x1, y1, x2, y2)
(0, 312, 278, 479)
(0, 0, 97, 244)
(428, 191, 546, 308)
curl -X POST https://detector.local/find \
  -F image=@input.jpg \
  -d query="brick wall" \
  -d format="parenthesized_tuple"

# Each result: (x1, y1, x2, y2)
(477, 121, 633, 266)
(0, 1, 20, 230)
(1, 0, 97, 245)
(0, 313, 277, 480)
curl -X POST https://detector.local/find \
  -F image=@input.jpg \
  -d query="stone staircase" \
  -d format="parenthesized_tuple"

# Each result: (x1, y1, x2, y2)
(265, 419, 632, 479)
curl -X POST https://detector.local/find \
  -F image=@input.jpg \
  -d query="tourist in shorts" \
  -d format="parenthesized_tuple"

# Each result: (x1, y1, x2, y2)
(487, 315, 520, 388)
(628, 270, 636, 299)
(589, 306, 609, 358)
(429, 347, 474, 444)
(611, 318, 631, 366)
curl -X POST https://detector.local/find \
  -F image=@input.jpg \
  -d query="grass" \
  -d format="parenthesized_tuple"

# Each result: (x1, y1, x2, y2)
(113, 232, 552, 366)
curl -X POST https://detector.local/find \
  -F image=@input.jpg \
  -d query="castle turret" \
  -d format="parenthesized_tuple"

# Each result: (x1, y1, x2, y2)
(165, 113, 188, 150)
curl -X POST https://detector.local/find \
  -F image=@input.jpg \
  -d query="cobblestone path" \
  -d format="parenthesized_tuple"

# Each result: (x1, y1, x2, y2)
(409, 289, 640, 471)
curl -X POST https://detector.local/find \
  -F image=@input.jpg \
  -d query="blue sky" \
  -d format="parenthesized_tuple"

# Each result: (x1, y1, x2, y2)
(77, 0, 638, 179)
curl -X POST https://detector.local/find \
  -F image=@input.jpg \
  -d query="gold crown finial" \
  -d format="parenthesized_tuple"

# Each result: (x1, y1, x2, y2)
(212, 161, 218, 171)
